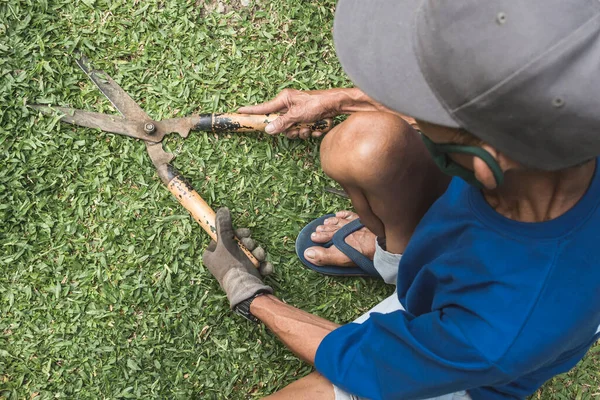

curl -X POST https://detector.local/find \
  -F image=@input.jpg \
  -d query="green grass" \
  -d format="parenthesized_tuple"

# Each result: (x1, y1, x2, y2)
(0, 0, 598, 399)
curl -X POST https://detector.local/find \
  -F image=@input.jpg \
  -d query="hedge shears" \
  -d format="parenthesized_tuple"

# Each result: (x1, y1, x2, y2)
(31, 57, 333, 267)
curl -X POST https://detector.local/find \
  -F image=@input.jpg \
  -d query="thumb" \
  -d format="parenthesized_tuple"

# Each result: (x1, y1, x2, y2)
(215, 207, 235, 242)
(214, 207, 242, 254)
(265, 114, 296, 135)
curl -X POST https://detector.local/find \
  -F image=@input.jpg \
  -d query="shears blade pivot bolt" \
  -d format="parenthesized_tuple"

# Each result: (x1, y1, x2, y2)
(144, 122, 156, 134)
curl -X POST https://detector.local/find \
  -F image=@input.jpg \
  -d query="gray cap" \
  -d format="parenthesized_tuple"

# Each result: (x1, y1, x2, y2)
(334, 0, 600, 170)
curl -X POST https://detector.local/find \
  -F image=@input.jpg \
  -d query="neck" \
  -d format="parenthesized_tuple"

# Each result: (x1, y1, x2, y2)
(483, 159, 596, 222)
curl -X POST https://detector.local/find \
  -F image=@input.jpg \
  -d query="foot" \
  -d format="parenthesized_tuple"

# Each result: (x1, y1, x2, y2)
(304, 211, 377, 267)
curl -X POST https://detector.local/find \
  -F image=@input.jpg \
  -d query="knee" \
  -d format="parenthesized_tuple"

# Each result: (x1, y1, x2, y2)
(320, 112, 415, 182)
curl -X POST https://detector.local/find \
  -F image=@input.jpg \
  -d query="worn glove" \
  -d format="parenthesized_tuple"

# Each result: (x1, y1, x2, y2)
(202, 207, 273, 309)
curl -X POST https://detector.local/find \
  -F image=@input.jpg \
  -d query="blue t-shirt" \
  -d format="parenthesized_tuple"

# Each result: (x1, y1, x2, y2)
(315, 169, 600, 400)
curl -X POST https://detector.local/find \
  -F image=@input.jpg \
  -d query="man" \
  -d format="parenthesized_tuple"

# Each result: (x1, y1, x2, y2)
(202, 1, 600, 399)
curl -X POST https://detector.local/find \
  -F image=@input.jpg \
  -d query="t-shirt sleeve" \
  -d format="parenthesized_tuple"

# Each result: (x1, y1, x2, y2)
(315, 308, 506, 400)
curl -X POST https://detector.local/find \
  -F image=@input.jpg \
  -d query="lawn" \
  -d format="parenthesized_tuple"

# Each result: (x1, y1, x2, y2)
(0, 0, 598, 399)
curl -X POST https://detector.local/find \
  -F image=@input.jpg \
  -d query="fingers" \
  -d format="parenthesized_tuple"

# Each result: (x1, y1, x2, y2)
(288, 128, 323, 140)
(241, 89, 338, 138)
(242, 89, 330, 137)
(298, 127, 312, 140)
(235, 228, 251, 238)
(238, 89, 296, 116)
(234, 227, 273, 276)
(253, 247, 273, 276)
(252, 246, 266, 262)
(238, 96, 287, 115)
(235, 227, 255, 250)
(285, 129, 300, 139)
(259, 261, 274, 276)
(285, 128, 323, 140)
(241, 237, 256, 251)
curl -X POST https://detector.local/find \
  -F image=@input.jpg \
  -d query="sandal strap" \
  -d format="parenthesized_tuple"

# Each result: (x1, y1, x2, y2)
(332, 219, 381, 278)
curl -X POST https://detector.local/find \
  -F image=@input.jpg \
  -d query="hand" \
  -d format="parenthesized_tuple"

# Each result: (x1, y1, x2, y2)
(238, 89, 341, 140)
(202, 208, 273, 309)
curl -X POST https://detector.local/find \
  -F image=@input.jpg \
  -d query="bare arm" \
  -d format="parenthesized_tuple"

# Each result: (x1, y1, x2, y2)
(250, 294, 340, 365)
(338, 88, 419, 127)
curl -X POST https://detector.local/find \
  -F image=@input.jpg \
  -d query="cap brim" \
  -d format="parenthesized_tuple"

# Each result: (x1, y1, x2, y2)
(334, 0, 459, 129)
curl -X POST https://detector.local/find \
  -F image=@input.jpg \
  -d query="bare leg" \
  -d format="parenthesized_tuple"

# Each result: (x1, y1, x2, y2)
(263, 372, 335, 400)
(305, 112, 450, 266)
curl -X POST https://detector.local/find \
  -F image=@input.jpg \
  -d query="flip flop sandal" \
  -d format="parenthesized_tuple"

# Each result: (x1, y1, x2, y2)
(295, 214, 381, 278)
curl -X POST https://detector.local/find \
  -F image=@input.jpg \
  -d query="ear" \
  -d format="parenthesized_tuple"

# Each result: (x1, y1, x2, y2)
(473, 145, 500, 190)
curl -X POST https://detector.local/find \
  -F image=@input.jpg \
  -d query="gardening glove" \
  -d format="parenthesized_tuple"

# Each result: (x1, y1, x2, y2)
(234, 228, 274, 277)
(202, 207, 273, 309)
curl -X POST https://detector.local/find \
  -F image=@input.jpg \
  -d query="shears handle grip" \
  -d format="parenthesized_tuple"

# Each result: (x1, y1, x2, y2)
(194, 113, 333, 134)
(166, 169, 260, 268)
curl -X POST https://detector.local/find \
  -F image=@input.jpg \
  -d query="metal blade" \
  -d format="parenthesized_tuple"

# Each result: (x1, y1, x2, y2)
(71, 58, 178, 181)
(76, 56, 151, 122)
(145, 142, 175, 184)
(31, 105, 159, 142)
(155, 117, 199, 139)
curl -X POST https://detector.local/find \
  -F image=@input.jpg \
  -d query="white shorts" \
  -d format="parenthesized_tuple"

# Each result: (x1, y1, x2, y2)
(332, 241, 472, 400)
(334, 385, 471, 400)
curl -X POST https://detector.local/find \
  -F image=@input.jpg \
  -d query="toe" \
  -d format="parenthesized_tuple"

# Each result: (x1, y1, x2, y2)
(316, 224, 337, 233)
(324, 217, 340, 225)
(304, 246, 352, 267)
(335, 210, 357, 220)
(311, 230, 334, 243)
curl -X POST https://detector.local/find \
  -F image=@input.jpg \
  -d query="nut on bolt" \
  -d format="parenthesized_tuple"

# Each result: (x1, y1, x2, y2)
(144, 122, 156, 134)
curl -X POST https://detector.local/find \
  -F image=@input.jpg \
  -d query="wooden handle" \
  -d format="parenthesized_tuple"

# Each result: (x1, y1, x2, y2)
(166, 173, 260, 268)
(194, 113, 333, 133)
